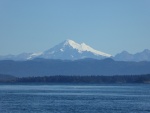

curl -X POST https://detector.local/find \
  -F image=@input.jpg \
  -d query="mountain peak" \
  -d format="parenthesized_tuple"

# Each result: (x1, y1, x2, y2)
(114, 49, 150, 62)
(64, 39, 80, 48)
(120, 51, 131, 55)
(143, 49, 150, 53)
(62, 39, 111, 57)
(64, 39, 76, 44)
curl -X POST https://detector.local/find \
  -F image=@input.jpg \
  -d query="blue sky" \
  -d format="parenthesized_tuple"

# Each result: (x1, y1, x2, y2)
(0, 0, 150, 56)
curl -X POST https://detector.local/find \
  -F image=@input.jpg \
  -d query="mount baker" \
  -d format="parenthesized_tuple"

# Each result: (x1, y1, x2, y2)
(0, 39, 150, 61)
(0, 39, 111, 60)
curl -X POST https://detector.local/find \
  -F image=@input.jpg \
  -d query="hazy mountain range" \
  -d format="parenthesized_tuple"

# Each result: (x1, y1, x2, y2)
(0, 58, 150, 77)
(0, 39, 150, 62)
(114, 49, 150, 62)
(0, 39, 150, 77)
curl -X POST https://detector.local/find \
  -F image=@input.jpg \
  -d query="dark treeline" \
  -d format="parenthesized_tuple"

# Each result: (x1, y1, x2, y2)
(16, 74, 150, 84)
(0, 74, 17, 82)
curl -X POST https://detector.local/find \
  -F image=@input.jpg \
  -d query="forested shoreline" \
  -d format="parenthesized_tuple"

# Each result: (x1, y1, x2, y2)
(0, 74, 150, 84)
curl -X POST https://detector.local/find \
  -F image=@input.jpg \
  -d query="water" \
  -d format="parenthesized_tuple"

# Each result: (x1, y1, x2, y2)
(0, 84, 150, 113)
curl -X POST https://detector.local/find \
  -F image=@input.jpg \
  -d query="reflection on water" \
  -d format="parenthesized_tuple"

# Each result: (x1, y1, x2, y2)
(0, 84, 150, 113)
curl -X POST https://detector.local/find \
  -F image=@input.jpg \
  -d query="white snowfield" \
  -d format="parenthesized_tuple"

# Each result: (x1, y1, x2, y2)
(63, 39, 111, 57)
(27, 52, 43, 60)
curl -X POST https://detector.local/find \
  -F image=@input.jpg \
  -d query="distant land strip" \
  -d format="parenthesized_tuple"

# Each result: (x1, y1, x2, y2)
(0, 74, 150, 84)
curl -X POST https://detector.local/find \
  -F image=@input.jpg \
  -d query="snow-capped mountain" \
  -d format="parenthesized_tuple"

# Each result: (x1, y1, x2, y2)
(1, 39, 149, 61)
(0, 39, 111, 60)
(39, 39, 111, 60)
(114, 49, 150, 62)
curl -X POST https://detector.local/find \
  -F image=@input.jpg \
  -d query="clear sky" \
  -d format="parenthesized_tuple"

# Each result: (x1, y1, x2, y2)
(0, 0, 150, 56)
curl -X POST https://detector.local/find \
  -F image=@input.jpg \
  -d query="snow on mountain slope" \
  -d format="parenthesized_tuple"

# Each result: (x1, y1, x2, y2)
(0, 53, 42, 61)
(63, 40, 111, 57)
(27, 52, 43, 60)
(39, 39, 112, 60)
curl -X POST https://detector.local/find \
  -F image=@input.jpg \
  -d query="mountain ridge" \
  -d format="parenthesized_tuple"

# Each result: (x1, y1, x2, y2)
(0, 58, 150, 77)
(114, 49, 150, 62)
(0, 39, 150, 61)
(0, 39, 111, 60)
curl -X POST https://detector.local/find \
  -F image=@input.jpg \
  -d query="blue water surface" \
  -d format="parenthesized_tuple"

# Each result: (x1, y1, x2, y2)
(0, 84, 150, 113)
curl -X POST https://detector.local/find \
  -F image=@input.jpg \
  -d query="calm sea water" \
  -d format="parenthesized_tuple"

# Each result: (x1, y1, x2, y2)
(0, 84, 150, 113)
